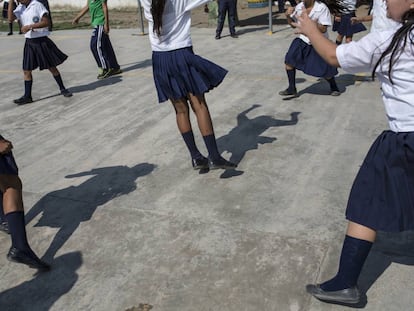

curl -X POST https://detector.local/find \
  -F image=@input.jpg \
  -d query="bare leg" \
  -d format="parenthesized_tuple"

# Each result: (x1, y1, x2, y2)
(306, 221, 374, 304)
(346, 221, 376, 242)
(188, 93, 214, 136)
(0, 175, 50, 270)
(188, 93, 236, 169)
(171, 98, 192, 133)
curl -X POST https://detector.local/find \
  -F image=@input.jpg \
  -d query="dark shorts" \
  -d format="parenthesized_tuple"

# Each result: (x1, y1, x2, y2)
(152, 46, 228, 103)
(346, 131, 414, 232)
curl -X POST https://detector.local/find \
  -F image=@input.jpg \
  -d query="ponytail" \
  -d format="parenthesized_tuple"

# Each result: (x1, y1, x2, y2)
(372, 9, 414, 84)
(151, 0, 166, 37)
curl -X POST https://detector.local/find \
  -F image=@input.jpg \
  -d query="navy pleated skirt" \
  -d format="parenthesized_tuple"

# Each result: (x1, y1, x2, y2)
(285, 38, 338, 78)
(22, 37, 68, 71)
(346, 131, 414, 232)
(333, 13, 367, 36)
(152, 46, 228, 103)
(0, 136, 18, 176)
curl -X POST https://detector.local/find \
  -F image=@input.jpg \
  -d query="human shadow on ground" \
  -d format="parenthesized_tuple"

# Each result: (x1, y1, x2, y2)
(120, 59, 152, 73)
(24, 163, 155, 263)
(67, 75, 122, 94)
(215, 104, 300, 178)
(282, 73, 370, 100)
(0, 251, 82, 311)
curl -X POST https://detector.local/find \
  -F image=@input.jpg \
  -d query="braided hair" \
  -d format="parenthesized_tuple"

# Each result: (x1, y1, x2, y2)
(151, 0, 166, 37)
(372, 9, 414, 84)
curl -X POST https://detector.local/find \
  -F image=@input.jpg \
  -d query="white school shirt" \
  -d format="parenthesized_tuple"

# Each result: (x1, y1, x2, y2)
(13, 0, 49, 39)
(141, 0, 210, 52)
(337, 29, 414, 132)
(293, 1, 332, 45)
(370, 0, 400, 33)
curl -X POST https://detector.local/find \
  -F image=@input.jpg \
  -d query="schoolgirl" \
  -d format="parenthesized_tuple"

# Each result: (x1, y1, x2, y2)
(332, 0, 366, 44)
(1, 0, 21, 35)
(0, 135, 50, 270)
(140, 0, 237, 170)
(295, 0, 414, 305)
(10, 0, 72, 105)
(279, 0, 342, 97)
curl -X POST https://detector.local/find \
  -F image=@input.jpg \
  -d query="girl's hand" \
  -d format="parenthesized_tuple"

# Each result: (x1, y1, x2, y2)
(0, 139, 13, 155)
(285, 6, 294, 16)
(21, 24, 32, 33)
(293, 12, 318, 37)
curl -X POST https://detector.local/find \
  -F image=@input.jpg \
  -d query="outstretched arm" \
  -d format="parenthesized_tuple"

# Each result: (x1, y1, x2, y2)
(102, 1, 110, 33)
(72, 1, 89, 24)
(294, 13, 340, 67)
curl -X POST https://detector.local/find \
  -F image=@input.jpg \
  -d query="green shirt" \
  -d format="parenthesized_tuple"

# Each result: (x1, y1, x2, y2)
(89, 0, 106, 26)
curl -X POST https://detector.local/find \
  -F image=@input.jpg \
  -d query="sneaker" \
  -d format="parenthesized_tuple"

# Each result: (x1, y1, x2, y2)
(60, 89, 73, 97)
(279, 88, 297, 96)
(13, 96, 33, 105)
(0, 221, 9, 235)
(330, 90, 341, 96)
(7, 246, 50, 271)
(215, 34, 221, 40)
(97, 69, 109, 80)
(107, 68, 122, 76)
(231, 34, 238, 38)
(7, 32, 13, 36)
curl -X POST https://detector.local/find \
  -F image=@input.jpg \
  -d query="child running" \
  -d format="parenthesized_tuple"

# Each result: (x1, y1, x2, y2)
(9, 0, 72, 105)
(140, 0, 237, 170)
(72, 0, 122, 80)
(279, 0, 342, 97)
(294, 0, 414, 305)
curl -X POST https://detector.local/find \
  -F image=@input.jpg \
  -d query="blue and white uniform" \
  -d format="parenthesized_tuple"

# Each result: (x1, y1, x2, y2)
(285, 1, 338, 78)
(337, 27, 414, 232)
(333, 0, 366, 37)
(13, 0, 67, 70)
(141, 0, 227, 103)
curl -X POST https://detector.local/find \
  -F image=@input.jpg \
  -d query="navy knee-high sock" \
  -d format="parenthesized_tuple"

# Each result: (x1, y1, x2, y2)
(287, 69, 296, 91)
(326, 77, 339, 92)
(203, 134, 221, 161)
(5, 211, 31, 251)
(0, 195, 5, 222)
(182, 131, 203, 159)
(8, 22, 13, 34)
(24, 80, 33, 98)
(53, 74, 66, 90)
(320, 235, 373, 291)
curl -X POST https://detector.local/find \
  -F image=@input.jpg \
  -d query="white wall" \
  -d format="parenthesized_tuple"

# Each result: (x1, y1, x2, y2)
(48, 0, 139, 9)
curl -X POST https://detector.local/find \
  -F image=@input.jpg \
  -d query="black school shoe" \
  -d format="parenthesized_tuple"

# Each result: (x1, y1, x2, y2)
(61, 89, 73, 97)
(209, 157, 237, 170)
(7, 247, 51, 271)
(0, 221, 9, 234)
(13, 96, 33, 105)
(279, 88, 297, 96)
(192, 157, 209, 170)
(306, 284, 361, 304)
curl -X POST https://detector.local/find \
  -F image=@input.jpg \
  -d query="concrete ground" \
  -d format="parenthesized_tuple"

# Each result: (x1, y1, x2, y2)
(1, 20, 414, 311)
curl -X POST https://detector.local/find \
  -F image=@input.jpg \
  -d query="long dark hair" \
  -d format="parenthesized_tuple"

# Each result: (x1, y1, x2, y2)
(151, 0, 166, 37)
(372, 9, 414, 83)
(315, 0, 344, 15)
